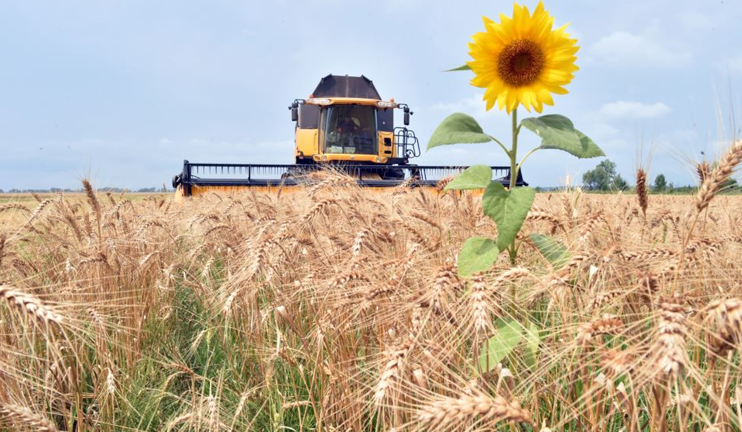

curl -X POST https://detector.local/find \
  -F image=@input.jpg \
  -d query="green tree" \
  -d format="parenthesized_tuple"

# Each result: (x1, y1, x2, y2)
(720, 177, 739, 192)
(583, 159, 620, 191)
(612, 174, 629, 191)
(707, 162, 739, 192)
(653, 174, 667, 192)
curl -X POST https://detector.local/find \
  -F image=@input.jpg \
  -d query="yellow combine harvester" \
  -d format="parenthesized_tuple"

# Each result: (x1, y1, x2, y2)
(172, 74, 526, 197)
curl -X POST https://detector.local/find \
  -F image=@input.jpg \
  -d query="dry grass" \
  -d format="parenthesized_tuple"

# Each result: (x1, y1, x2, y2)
(2, 144, 742, 431)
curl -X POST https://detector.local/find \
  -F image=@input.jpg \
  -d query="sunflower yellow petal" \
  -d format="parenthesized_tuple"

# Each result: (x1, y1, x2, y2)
(467, 1, 577, 113)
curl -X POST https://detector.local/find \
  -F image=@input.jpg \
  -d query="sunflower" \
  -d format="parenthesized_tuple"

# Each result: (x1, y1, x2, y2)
(467, 1, 579, 114)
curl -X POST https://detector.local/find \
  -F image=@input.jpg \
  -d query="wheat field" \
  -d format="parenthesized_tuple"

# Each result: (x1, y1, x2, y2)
(2, 148, 742, 431)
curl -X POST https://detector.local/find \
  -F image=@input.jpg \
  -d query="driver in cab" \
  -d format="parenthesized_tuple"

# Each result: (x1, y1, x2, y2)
(337, 116, 360, 134)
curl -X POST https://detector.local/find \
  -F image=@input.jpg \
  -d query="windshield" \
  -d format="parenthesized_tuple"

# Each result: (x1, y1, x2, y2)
(320, 105, 377, 155)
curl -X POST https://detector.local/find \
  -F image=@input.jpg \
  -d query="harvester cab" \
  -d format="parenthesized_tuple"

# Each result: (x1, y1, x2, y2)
(172, 74, 527, 198)
(289, 75, 420, 181)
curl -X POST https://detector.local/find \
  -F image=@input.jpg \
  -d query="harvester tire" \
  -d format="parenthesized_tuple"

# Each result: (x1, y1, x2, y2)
(383, 167, 405, 181)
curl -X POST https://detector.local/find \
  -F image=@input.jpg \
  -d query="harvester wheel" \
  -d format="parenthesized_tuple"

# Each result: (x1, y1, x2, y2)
(382, 167, 405, 181)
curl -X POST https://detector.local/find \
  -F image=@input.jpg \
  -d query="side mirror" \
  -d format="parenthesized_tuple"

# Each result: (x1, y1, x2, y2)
(290, 101, 299, 122)
(403, 106, 410, 126)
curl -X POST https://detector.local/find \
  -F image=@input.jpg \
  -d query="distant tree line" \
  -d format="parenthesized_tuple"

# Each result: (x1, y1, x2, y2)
(0, 186, 169, 194)
(581, 159, 739, 194)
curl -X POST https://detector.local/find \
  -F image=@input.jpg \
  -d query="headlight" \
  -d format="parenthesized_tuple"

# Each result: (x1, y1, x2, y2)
(377, 101, 397, 108)
(308, 98, 331, 105)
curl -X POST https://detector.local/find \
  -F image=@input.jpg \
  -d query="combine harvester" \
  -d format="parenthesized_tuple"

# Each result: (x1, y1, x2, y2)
(172, 75, 526, 198)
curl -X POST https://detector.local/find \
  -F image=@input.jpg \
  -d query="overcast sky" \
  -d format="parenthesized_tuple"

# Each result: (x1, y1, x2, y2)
(1, 0, 741, 190)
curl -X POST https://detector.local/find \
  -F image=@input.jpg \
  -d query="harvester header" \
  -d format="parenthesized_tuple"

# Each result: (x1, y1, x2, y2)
(172, 74, 526, 197)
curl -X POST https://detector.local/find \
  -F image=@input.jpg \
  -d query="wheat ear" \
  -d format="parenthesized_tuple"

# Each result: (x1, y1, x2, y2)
(0, 283, 63, 326)
(636, 168, 648, 216)
(696, 161, 710, 184)
(696, 140, 742, 212)
(83, 179, 101, 224)
(470, 275, 489, 335)
(0, 203, 32, 215)
(654, 296, 688, 378)
(417, 393, 531, 430)
(0, 232, 5, 267)
(374, 339, 414, 408)
(0, 403, 59, 432)
(26, 199, 53, 227)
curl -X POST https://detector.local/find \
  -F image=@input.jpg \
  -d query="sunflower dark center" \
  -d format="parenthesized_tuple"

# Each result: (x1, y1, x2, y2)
(497, 39, 545, 87)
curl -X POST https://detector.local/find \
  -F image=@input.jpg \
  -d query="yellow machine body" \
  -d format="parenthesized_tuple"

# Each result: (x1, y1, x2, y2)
(293, 96, 405, 166)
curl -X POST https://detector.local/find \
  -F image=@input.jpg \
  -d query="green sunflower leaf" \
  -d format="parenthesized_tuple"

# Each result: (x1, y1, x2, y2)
(457, 236, 499, 277)
(427, 113, 492, 151)
(482, 182, 535, 251)
(523, 321, 541, 370)
(444, 165, 492, 191)
(445, 64, 472, 71)
(478, 319, 523, 373)
(529, 233, 571, 269)
(521, 115, 605, 159)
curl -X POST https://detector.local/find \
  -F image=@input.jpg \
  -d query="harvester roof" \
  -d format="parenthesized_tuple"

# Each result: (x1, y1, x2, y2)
(312, 74, 381, 100)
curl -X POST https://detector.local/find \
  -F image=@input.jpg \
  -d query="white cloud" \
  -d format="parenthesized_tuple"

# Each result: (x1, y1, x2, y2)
(599, 101, 671, 119)
(591, 31, 691, 67)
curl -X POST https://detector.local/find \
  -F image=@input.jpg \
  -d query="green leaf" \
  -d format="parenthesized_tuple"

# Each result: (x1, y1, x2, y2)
(478, 319, 523, 373)
(482, 182, 536, 251)
(521, 114, 605, 158)
(445, 64, 471, 71)
(457, 236, 499, 277)
(445, 165, 492, 191)
(427, 113, 492, 151)
(529, 233, 571, 269)
(523, 322, 540, 370)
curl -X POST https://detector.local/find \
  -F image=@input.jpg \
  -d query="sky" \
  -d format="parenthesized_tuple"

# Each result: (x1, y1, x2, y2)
(1, 0, 741, 190)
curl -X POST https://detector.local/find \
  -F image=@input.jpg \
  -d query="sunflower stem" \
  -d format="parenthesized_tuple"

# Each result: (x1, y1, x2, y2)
(509, 108, 519, 190)
(508, 108, 519, 264)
